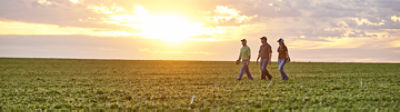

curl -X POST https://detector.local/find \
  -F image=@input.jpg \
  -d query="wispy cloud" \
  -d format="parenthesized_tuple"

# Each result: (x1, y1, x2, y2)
(37, 0, 52, 6)
(0, 0, 399, 62)
(0, 20, 135, 37)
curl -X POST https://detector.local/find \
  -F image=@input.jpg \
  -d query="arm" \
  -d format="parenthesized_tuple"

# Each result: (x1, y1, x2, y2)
(247, 49, 251, 65)
(277, 46, 280, 52)
(248, 48, 251, 61)
(268, 52, 272, 65)
(237, 54, 241, 61)
(285, 47, 290, 58)
(246, 55, 251, 65)
(256, 50, 260, 63)
(268, 45, 272, 65)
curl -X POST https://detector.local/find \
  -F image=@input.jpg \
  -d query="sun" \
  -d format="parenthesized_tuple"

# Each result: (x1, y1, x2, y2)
(138, 15, 205, 43)
(104, 5, 210, 43)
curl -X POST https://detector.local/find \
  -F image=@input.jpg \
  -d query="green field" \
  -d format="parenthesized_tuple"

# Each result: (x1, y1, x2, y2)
(0, 58, 399, 110)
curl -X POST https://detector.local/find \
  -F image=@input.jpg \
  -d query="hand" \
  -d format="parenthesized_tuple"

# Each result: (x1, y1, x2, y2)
(256, 60, 259, 64)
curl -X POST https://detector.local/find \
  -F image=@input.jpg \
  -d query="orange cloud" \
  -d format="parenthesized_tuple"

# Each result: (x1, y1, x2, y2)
(70, 0, 79, 4)
(209, 6, 257, 24)
(37, 0, 52, 5)
(85, 4, 260, 42)
(0, 20, 134, 37)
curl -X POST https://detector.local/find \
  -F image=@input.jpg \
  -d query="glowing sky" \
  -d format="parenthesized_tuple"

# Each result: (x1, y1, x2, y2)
(0, 0, 399, 62)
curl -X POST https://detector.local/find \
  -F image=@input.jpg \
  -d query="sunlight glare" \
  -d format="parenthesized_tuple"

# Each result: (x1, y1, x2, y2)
(70, 0, 78, 4)
(104, 5, 212, 43)
(139, 15, 206, 43)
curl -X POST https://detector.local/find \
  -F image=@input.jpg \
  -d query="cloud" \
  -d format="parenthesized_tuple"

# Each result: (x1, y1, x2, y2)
(208, 6, 256, 25)
(351, 18, 385, 26)
(85, 4, 260, 41)
(0, 0, 400, 62)
(70, 0, 79, 4)
(291, 47, 400, 62)
(0, 0, 102, 29)
(87, 4, 126, 15)
(139, 48, 213, 56)
(0, 35, 237, 61)
(0, 20, 136, 37)
(391, 40, 400, 48)
(391, 16, 400, 23)
(1, 35, 399, 62)
(37, 0, 52, 5)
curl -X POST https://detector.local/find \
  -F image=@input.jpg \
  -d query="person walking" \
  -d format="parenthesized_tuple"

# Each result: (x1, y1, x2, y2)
(277, 38, 290, 80)
(256, 36, 272, 80)
(236, 39, 254, 80)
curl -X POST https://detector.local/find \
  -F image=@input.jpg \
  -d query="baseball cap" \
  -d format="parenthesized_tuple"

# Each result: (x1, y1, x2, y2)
(277, 38, 284, 42)
(260, 36, 267, 40)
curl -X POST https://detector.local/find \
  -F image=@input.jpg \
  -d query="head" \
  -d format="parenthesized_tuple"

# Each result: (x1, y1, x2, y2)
(260, 36, 267, 44)
(277, 38, 285, 46)
(241, 39, 247, 46)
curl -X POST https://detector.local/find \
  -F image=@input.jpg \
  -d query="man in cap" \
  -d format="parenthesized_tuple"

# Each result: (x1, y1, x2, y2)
(256, 36, 273, 80)
(236, 39, 254, 80)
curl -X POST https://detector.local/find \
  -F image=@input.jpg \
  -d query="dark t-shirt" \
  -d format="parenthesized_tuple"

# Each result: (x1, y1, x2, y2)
(259, 43, 272, 59)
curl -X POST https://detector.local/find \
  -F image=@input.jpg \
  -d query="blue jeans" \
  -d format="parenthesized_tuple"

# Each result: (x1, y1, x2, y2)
(260, 59, 272, 80)
(237, 60, 253, 80)
(278, 59, 289, 80)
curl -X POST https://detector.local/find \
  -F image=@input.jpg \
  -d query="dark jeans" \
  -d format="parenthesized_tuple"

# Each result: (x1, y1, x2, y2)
(260, 59, 272, 80)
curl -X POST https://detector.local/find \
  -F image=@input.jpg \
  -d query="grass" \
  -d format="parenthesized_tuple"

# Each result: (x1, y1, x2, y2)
(0, 58, 399, 111)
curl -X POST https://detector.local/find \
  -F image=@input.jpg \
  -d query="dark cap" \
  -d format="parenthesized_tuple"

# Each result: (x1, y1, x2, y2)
(241, 39, 247, 42)
(277, 38, 284, 42)
(260, 36, 267, 40)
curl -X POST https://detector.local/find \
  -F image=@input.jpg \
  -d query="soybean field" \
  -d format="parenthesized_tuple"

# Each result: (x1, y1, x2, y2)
(0, 58, 399, 111)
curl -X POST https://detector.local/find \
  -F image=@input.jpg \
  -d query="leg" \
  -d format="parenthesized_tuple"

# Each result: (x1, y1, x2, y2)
(244, 61, 254, 80)
(278, 59, 284, 80)
(281, 60, 288, 80)
(264, 59, 272, 80)
(260, 59, 267, 80)
(278, 59, 288, 80)
(237, 61, 246, 80)
(265, 68, 272, 80)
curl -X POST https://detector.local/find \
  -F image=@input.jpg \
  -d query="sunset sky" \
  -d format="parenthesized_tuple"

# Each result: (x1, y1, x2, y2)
(0, 0, 399, 62)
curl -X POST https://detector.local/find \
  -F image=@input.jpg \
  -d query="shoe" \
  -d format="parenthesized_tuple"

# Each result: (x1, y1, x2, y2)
(267, 75, 272, 80)
(261, 75, 266, 80)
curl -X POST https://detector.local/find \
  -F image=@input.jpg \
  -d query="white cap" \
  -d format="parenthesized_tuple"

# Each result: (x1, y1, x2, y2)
(241, 39, 247, 43)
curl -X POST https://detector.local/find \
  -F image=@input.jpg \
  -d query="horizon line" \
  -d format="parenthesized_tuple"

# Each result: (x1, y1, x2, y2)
(0, 57, 399, 64)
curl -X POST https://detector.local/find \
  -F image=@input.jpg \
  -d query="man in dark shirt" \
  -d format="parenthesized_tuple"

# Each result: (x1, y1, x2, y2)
(256, 36, 272, 80)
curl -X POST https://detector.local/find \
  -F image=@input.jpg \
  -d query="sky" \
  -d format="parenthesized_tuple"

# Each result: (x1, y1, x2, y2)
(0, 0, 399, 62)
